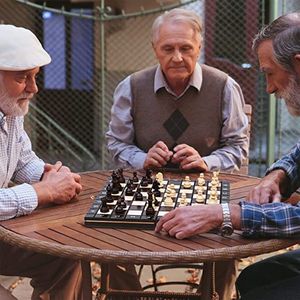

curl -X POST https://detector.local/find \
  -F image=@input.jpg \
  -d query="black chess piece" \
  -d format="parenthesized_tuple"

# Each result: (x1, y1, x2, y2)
(146, 169, 153, 184)
(106, 184, 114, 203)
(134, 187, 143, 201)
(115, 199, 124, 214)
(146, 192, 155, 216)
(100, 197, 109, 213)
(153, 195, 159, 206)
(117, 168, 125, 183)
(140, 176, 148, 187)
(132, 171, 139, 183)
(125, 184, 134, 196)
(111, 171, 121, 194)
(152, 179, 161, 197)
(119, 195, 127, 209)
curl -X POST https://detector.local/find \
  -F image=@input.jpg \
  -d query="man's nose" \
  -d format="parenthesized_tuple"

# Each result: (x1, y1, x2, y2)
(26, 78, 38, 94)
(266, 80, 276, 94)
(172, 50, 183, 62)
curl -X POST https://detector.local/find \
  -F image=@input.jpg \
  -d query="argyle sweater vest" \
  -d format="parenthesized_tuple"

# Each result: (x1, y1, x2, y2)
(131, 64, 227, 157)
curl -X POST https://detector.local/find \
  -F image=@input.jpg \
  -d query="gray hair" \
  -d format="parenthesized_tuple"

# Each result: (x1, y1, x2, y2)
(253, 12, 300, 71)
(151, 8, 203, 44)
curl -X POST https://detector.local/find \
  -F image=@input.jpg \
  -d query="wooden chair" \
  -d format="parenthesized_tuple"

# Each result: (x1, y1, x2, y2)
(235, 103, 252, 175)
(139, 104, 253, 294)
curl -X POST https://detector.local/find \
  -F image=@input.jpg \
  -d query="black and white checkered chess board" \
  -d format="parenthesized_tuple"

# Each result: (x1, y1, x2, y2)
(84, 171, 230, 229)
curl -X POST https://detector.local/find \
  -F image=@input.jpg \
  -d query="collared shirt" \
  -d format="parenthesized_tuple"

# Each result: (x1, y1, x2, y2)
(241, 142, 300, 237)
(0, 113, 44, 220)
(241, 201, 300, 237)
(106, 64, 248, 171)
(267, 141, 300, 197)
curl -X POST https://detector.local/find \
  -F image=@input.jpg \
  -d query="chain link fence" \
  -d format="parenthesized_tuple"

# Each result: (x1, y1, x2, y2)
(1, 0, 297, 176)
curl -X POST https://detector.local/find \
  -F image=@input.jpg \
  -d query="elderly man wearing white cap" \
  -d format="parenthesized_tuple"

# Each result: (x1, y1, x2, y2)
(0, 25, 92, 300)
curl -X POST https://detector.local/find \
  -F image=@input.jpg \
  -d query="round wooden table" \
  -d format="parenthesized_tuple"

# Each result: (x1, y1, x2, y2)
(0, 170, 297, 299)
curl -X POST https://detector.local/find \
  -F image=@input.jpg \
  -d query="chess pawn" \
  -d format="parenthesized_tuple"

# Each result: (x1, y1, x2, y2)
(209, 189, 218, 202)
(179, 192, 187, 206)
(197, 173, 206, 186)
(134, 187, 143, 201)
(196, 190, 205, 203)
(140, 176, 148, 187)
(125, 184, 134, 196)
(119, 195, 127, 209)
(100, 197, 109, 213)
(183, 176, 192, 188)
(115, 199, 125, 214)
(164, 194, 173, 207)
(132, 171, 139, 183)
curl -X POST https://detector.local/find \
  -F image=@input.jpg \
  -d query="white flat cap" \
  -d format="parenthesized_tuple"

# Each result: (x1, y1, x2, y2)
(0, 24, 51, 71)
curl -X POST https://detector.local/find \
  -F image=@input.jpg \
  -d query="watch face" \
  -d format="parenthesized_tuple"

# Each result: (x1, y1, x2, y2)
(221, 224, 234, 236)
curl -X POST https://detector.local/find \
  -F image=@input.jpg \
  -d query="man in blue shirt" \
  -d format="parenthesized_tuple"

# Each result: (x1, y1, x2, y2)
(156, 12, 300, 300)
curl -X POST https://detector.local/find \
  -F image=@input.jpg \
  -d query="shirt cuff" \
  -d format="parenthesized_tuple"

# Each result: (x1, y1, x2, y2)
(11, 184, 38, 217)
(202, 155, 222, 171)
(240, 201, 264, 237)
(29, 160, 45, 183)
(131, 152, 147, 170)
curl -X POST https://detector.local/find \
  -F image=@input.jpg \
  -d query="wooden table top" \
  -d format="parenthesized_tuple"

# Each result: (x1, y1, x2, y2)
(0, 170, 297, 264)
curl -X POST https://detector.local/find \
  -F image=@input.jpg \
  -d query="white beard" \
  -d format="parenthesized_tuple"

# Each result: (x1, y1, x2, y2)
(0, 75, 31, 116)
(276, 74, 300, 116)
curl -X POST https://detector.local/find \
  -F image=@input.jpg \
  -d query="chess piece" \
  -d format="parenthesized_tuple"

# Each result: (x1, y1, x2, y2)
(119, 195, 127, 209)
(111, 171, 122, 194)
(146, 169, 153, 184)
(183, 176, 192, 188)
(100, 197, 109, 213)
(152, 179, 161, 197)
(155, 172, 164, 184)
(153, 195, 159, 206)
(164, 194, 173, 206)
(125, 184, 134, 196)
(197, 173, 206, 186)
(132, 171, 139, 183)
(196, 189, 205, 203)
(117, 168, 125, 183)
(105, 184, 114, 203)
(134, 187, 143, 201)
(179, 192, 187, 205)
(115, 199, 124, 214)
(140, 176, 148, 187)
(146, 192, 155, 216)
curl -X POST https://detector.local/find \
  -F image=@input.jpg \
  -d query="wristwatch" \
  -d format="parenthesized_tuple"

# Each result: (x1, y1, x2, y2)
(220, 203, 234, 236)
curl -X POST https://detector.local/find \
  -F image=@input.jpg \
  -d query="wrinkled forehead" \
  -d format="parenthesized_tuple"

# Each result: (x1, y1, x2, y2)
(257, 40, 277, 69)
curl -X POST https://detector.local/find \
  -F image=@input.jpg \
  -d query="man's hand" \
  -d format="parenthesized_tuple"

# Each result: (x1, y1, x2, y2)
(155, 204, 222, 239)
(246, 169, 287, 204)
(34, 162, 82, 206)
(143, 141, 173, 169)
(172, 144, 208, 171)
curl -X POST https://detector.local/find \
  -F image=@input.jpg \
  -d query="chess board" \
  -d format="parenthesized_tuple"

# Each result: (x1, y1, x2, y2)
(84, 171, 230, 230)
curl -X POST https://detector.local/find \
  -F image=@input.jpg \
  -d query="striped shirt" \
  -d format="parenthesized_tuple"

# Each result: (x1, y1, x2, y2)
(0, 112, 44, 220)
